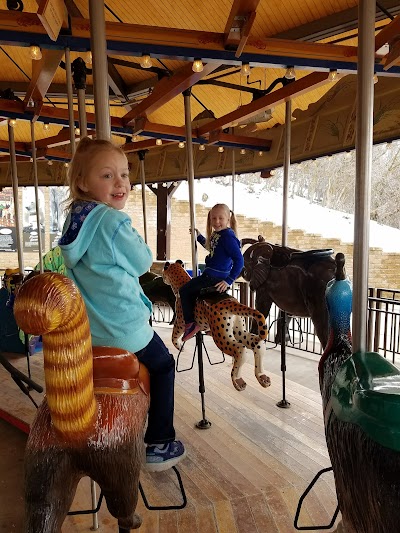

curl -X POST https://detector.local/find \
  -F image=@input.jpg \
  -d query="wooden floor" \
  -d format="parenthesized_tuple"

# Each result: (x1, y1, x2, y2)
(0, 324, 340, 532)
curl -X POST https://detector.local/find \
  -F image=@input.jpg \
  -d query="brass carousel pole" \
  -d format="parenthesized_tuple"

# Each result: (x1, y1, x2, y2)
(183, 87, 211, 429)
(7, 120, 24, 274)
(277, 99, 291, 409)
(138, 150, 148, 244)
(30, 122, 43, 273)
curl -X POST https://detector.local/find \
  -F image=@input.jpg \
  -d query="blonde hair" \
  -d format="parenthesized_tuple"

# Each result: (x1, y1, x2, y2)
(65, 136, 127, 208)
(205, 203, 238, 248)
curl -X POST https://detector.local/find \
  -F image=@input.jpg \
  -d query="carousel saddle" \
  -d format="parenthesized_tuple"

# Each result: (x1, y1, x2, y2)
(330, 350, 400, 452)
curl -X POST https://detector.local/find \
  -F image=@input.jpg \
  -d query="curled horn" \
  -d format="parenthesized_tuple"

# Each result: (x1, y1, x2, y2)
(240, 235, 266, 249)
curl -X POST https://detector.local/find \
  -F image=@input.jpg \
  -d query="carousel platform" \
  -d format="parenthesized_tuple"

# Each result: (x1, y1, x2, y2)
(0, 324, 339, 532)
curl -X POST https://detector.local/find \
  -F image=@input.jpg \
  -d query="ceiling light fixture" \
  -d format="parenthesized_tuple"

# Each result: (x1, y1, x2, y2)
(258, 151, 263, 156)
(240, 148, 246, 155)
(178, 141, 185, 148)
(156, 138, 162, 146)
(43, 122, 50, 131)
(328, 69, 338, 81)
(75, 127, 80, 136)
(284, 66, 296, 80)
(192, 58, 204, 73)
(64, 162, 69, 168)
(47, 159, 53, 166)
(199, 144, 205, 151)
(218, 146, 224, 153)
(27, 98, 35, 108)
(140, 53, 152, 69)
(8, 119, 16, 127)
(30, 45, 42, 60)
(241, 62, 251, 77)
(162, 182, 167, 187)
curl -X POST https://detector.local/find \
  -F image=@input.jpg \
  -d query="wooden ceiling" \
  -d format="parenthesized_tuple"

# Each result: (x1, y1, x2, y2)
(0, 0, 400, 185)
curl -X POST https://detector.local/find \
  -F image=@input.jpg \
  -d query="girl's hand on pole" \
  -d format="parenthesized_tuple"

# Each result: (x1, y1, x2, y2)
(189, 227, 199, 237)
(215, 280, 229, 293)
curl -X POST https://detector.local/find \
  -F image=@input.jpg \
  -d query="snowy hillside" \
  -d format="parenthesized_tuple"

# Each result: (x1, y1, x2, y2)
(173, 180, 400, 254)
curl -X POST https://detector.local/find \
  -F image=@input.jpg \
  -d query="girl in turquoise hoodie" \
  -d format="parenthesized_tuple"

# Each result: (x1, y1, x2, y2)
(59, 137, 185, 472)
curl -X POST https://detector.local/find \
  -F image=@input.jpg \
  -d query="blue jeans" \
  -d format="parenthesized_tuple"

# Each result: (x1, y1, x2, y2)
(135, 332, 176, 445)
(179, 273, 220, 324)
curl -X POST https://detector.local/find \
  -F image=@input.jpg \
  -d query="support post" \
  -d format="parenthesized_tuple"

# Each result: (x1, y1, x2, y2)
(353, 0, 376, 354)
(65, 47, 76, 155)
(8, 122, 24, 273)
(30, 121, 44, 273)
(277, 99, 291, 409)
(138, 150, 148, 244)
(183, 88, 211, 429)
(72, 58, 88, 138)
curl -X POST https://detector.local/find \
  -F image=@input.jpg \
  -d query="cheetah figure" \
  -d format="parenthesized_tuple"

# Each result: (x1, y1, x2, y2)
(163, 261, 270, 392)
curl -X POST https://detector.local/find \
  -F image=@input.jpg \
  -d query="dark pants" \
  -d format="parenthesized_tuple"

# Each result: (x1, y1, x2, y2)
(179, 273, 220, 324)
(135, 331, 176, 445)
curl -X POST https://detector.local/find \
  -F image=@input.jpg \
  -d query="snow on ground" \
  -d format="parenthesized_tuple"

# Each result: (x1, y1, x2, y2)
(173, 179, 400, 254)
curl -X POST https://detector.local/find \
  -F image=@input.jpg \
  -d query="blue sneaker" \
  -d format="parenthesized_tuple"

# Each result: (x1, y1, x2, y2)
(145, 440, 186, 472)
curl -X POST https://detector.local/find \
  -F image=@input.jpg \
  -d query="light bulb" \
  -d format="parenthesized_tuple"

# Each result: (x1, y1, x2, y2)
(47, 160, 53, 166)
(218, 146, 224, 153)
(173, 181, 178, 186)
(199, 144, 205, 151)
(29, 157, 33, 162)
(240, 148, 246, 155)
(8, 119, 16, 127)
(178, 141, 185, 148)
(43, 123, 50, 131)
(258, 151, 263, 156)
(133, 135, 139, 142)
(64, 162, 69, 168)
(75, 127, 80, 136)
(140, 54, 152, 69)
(328, 69, 338, 81)
(192, 58, 204, 73)
(85, 51, 92, 67)
(30, 45, 42, 60)
(284, 66, 295, 80)
(162, 182, 167, 187)
(241, 62, 251, 77)
(156, 138, 162, 146)
(270, 169, 276, 176)
(27, 98, 35, 108)
(373, 73, 379, 84)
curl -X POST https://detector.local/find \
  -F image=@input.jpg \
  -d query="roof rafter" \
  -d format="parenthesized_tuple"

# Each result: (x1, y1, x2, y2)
(224, 0, 260, 58)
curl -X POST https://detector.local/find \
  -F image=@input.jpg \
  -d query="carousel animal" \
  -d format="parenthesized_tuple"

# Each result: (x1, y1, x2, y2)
(13, 272, 150, 533)
(139, 270, 176, 324)
(319, 253, 400, 533)
(241, 235, 336, 348)
(163, 260, 269, 391)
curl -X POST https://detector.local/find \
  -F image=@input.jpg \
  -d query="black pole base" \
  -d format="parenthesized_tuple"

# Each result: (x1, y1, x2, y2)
(196, 419, 212, 429)
(276, 399, 291, 409)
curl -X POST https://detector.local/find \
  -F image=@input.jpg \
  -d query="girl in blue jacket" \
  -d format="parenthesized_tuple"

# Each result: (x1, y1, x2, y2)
(59, 137, 185, 472)
(180, 203, 244, 342)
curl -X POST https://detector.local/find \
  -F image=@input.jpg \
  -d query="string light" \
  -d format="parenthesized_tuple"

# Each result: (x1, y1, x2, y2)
(218, 146, 224, 153)
(328, 69, 338, 81)
(258, 151, 263, 156)
(373, 73, 379, 84)
(27, 98, 35, 108)
(241, 62, 251, 77)
(64, 162, 69, 168)
(192, 58, 204, 73)
(156, 138, 162, 146)
(173, 181, 178, 186)
(270, 169, 276, 176)
(140, 54, 152, 69)
(75, 127, 80, 136)
(29, 157, 33, 162)
(178, 141, 185, 148)
(240, 148, 246, 155)
(43, 122, 50, 131)
(30, 45, 42, 60)
(162, 182, 167, 187)
(284, 66, 296, 80)
(133, 135, 139, 142)
(199, 144, 205, 151)
(8, 119, 16, 127)
(47, 160, 53, 166)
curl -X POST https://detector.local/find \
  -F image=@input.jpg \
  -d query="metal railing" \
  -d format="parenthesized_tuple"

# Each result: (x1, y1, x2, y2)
(151, 282, 400, 363)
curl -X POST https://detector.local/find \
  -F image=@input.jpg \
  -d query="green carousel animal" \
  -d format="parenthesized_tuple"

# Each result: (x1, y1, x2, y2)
(319, 253, 400, 533)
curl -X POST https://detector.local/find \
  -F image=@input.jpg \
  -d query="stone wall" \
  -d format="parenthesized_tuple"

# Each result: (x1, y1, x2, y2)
(0, 188, 399, 290)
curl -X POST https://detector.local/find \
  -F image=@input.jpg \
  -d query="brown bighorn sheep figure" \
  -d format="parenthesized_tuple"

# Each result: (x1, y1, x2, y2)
(13, 272, 150, 533)
(163, 260, 269, 391)
(241, 236, 336, 348)
(319, 254, 400, 533)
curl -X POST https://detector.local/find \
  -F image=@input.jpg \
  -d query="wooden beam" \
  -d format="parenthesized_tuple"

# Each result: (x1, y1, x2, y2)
(122, 62, 218, 126)
(122, 139, 175, 153)
(23, 49, 65, 110)
(33, 128, 82, 149)
(383, 38, 400, 70)
(235, 11, 257, 58)
(0, 139, 26, 151)
(224, 0, 260, 51)
(198, 72, 330, 135)
(107, 59, 131, 110)
(376, 13, 400, 51)
(208, 131, 271, 149)
(0, 12, 361, 70)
